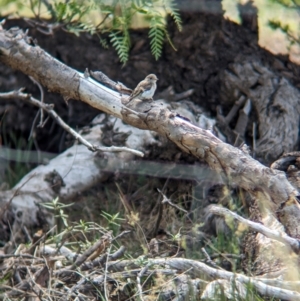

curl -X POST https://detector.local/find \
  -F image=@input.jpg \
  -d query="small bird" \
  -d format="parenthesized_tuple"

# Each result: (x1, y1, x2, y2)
(127, 74, 158, 104)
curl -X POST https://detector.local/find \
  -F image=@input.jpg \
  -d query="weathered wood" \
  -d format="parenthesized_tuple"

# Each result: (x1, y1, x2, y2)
(0, 27, 297, 208)
(221, 61, 300, 163)
(1, 21, 300, 282)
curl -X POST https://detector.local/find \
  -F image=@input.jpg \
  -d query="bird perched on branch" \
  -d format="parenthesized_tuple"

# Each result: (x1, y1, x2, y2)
(127, 74, 158, 104)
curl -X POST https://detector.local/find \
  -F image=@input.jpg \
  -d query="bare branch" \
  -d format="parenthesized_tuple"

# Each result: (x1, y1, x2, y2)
(0, 90, 144, 157)
(150, 258, 300, 301)
(157, 188, 188, 214)
(209, 205, 300, 253)
(70, 231, 112, 269)
(29, 76, 45, 127)
(0, 26, 297, 207)
(137, 264, 149, 301)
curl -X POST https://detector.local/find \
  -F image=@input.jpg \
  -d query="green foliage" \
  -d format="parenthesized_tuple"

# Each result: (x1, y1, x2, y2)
(268, 0, 300, 45)
(269, 0, 300, 7)
(0, 0, 182, 63)
(163, 0, 182, 31)
(40, 199, 114, 250)
(109, 31, 130, 64)
(101, 210, 125, 234)
(54, 0, 91, 22)
(41, 197, 74, 231)
(149, 15, 165, 60)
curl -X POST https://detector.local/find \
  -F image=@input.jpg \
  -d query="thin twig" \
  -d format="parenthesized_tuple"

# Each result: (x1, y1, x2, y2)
(153, 178, 170, 237)
(209, 253, 245, 260)
(137, 264, 149, 301)
(29, 76, 45, 127)
(0, 90, 144, 157)
(28, 109, 40, 140)
(22, 225, 33, 244)
(25, 225, 57, 254)
(81, 246, 126, 271)
(95, 14, 110, 29)
(157, 188, 188, 214)
(0, 254, 44, 260)
(55, 226, 75, 255)
(252, 121, 256, 158)
(201, 247, 223, 269)
(70, 232, 112, 270)
(27, 266, 47, 298)
(111, 230, 131, 242)
(104, 245, 112, 301)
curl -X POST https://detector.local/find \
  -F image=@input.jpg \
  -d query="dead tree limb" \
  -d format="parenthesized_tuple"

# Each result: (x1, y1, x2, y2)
(1, 26, 300, 279)
(209, 205, 300, 252)
(0, 26, 297, 209)
(221, 61, 300, 162)
(97, 257, 300, 300)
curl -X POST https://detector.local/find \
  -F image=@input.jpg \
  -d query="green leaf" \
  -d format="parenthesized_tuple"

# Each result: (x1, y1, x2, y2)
(11, 0, 182, 63)
(109, 31, 130, 64)
(149, 18, 165, 60)
(163, 0, 182, 31)
(54, 2, 67, 21)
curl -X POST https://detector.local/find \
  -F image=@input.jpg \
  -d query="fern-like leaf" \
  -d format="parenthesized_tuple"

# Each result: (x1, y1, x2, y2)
(149, 16, 165, 60)
(109, 32, 130, 64)
(163, 0, 182, 31)
(16, 0, 183, 63)
(99, 37, 109, 49)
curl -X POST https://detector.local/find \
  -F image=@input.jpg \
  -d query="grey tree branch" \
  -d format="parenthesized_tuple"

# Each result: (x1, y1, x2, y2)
(0, 26, 296, 208)
(1, 26, 300, 280)
(1, 22, 300, 300)
(98, 257, 300, 300)
(209, 205, 300, 252)
(151, 258, 300, 300)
